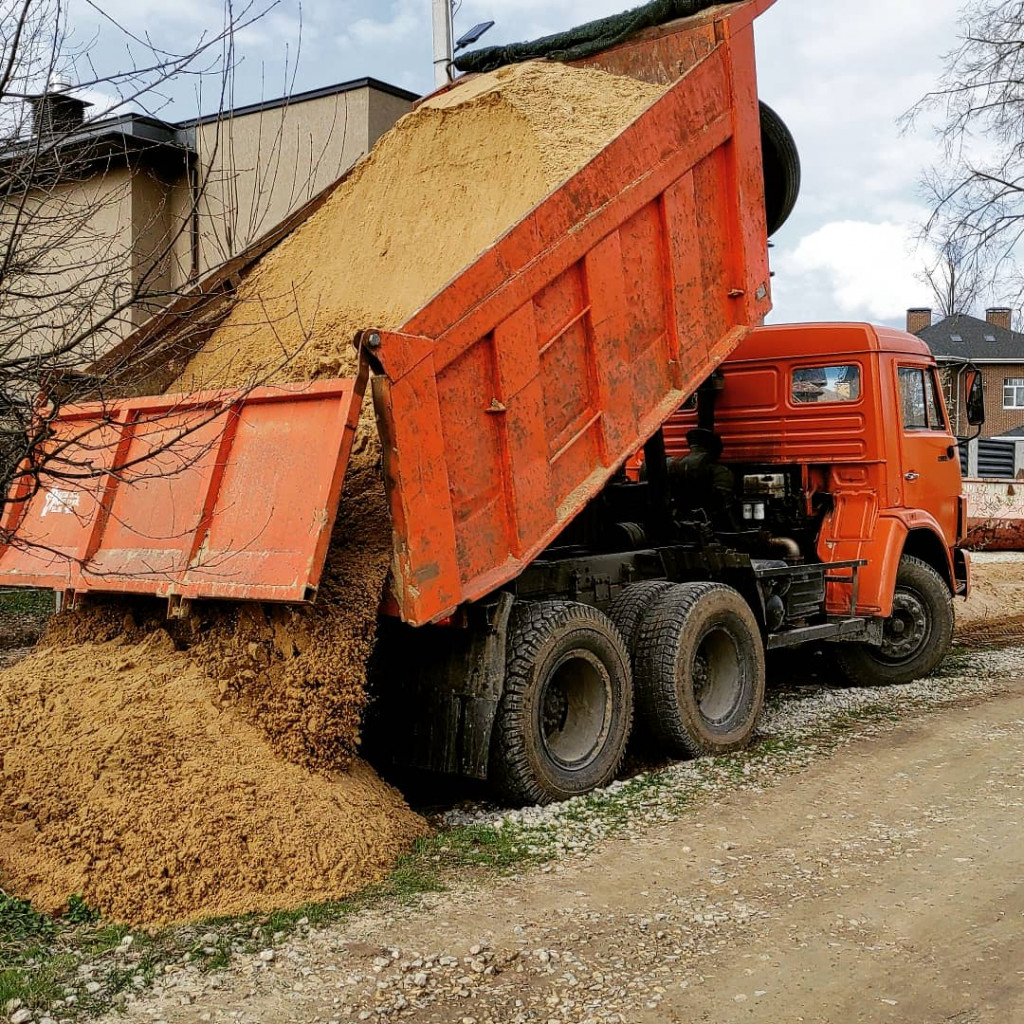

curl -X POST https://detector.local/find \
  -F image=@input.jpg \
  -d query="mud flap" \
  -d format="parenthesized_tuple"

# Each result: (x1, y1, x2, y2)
(366, 593, 515, 779)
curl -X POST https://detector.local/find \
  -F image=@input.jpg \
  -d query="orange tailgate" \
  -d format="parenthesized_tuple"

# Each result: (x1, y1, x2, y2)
(0, 371, 366, 603)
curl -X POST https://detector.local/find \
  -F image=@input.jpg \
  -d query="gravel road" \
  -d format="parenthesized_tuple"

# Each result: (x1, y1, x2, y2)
(103, 679, 1024, 1024)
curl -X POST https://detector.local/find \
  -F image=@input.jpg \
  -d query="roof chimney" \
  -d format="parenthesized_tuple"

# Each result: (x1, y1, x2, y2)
(987, 307, 1013, 331)
(27, 85, 91, 137)
(907, 308, 932, 334)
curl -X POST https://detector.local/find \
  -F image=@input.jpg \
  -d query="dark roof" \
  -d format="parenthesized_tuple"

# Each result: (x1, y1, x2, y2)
(995, 425, 1024, 439)
(917, 314, 1024, 363)
(3, 76, 417, 179)
(182, 77, 418, 128)
(0, 112, 192, 174)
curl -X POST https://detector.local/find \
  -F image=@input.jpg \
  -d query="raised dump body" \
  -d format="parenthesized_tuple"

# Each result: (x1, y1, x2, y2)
(0, 0, 774, 625)
(370, 2, 772, 624)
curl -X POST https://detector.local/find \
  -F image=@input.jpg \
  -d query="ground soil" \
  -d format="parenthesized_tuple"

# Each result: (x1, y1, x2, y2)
(106, 683, 1024, 1024)
(84, 556, 1024, 1019)
(954, 553, 1024, 646)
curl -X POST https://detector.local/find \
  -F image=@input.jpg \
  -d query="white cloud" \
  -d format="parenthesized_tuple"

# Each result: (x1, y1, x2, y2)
(338, 0, 423, 49)
(772, 220, 935, 326)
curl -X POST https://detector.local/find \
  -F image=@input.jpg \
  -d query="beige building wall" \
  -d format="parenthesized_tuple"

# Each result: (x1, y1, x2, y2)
(3, 166, 139, 364)
(9, 81, 415, 365)
(192, 84, 413, 275)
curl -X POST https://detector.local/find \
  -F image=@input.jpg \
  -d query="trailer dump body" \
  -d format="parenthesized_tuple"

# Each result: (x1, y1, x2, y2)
(0, 0, 773, 624)
(0, 376, 366, 602)
(371, 0, 772, 624)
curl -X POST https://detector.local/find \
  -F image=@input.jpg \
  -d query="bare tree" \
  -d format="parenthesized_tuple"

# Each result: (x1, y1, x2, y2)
(0, 0, 351, 569)
(911, 0, 1024, 300)
(920, 233, 988, 318)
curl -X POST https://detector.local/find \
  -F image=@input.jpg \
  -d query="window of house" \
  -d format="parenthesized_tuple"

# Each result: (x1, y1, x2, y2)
(951, 333, 963, 343)
(791, 365, 861, 404)
(1004, 378, 1024, 409)
(899, 367, 947, 431)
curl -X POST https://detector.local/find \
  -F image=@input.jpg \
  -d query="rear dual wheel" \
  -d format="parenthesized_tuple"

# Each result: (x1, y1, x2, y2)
(633, 582, 766, 758)
(490, 601, 633, 806)
(490, 583, 766, 805)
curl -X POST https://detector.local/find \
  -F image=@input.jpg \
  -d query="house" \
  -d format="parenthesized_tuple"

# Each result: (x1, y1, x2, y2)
(3, 78, 418, 362)
(908, 307, 1024, 439)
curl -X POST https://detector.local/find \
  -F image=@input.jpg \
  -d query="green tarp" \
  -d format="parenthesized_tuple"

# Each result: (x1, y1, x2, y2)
(453, 0, 738, 74)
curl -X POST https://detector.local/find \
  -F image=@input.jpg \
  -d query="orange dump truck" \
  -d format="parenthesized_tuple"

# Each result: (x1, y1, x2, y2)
(0, 0, 977, 803)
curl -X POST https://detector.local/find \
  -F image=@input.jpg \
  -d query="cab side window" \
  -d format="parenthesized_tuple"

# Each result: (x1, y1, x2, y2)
(791, 364, 861, 404)
(925, 370, 948, 431)
(899, 367, 947, 431)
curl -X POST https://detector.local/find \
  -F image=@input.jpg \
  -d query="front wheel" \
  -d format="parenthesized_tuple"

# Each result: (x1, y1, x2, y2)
(490, 601, 633, 805)
(835, 555, 953, 686)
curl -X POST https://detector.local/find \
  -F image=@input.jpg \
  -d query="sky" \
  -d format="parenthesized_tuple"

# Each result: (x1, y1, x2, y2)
(64, 0, 977, 328)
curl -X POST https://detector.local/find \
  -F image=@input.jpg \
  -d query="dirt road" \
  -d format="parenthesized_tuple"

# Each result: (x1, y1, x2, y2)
(114, 683, 1024, 1024)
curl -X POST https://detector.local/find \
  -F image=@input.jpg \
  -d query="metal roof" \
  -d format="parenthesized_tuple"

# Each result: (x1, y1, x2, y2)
(183, 77, 419, 128)
(2, 77, 418, 170)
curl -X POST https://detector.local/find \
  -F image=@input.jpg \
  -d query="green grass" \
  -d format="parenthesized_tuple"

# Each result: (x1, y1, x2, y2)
(0, 588, 54, 616)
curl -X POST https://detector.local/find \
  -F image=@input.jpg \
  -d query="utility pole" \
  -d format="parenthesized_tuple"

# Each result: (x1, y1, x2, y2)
(432, 0, 454, 90)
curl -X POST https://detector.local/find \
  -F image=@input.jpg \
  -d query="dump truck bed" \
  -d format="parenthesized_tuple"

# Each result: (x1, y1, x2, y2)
(0, 0, 774, 621)
(371, 0, 772, 623)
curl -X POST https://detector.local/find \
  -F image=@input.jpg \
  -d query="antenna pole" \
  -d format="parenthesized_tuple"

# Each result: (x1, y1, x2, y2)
(432, 0, 454, 89)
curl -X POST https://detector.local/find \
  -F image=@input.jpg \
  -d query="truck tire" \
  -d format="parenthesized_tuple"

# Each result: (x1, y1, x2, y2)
(635, 582, 765, 758)
(760, 101, 801, 237)
(835, 555, 953, 687)
(607, 580, 675, 656)
(490, 601, 634, 805)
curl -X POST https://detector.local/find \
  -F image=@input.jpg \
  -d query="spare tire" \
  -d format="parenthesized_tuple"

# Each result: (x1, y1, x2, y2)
(760, 101, 800, 238)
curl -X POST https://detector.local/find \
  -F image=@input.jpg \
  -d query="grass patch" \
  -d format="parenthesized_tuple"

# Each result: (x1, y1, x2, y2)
(0, 588, 54, 616)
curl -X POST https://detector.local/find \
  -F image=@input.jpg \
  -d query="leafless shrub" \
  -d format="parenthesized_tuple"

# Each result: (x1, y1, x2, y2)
(0, 0, 354, 574)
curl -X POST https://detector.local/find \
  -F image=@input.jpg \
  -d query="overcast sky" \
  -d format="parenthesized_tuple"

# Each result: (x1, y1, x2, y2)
(70, 0, 977, 328)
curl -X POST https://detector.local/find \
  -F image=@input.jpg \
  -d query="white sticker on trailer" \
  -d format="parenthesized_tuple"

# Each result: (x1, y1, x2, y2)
(41, 489, 81, 517)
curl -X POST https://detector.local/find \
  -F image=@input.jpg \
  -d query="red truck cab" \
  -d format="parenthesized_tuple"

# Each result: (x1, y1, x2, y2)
(664, 322, 970, 619)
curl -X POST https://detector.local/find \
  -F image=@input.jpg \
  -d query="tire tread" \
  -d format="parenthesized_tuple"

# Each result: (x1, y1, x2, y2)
(635, 582, 765, 758)
(491, 601, 633, 806)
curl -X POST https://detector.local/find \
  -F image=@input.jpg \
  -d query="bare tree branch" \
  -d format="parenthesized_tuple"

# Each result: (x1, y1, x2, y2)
(909, 0, 1024, 301)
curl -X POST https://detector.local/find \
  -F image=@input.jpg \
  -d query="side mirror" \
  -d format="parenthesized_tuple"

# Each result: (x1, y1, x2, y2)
(966, 368, 986, 427)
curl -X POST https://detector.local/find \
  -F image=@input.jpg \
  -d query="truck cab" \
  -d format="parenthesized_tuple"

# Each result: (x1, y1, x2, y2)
(663, 323, 970, 619)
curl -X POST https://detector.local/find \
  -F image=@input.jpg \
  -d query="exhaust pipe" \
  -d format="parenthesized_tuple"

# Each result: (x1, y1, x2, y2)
(432, 0, 454, 89)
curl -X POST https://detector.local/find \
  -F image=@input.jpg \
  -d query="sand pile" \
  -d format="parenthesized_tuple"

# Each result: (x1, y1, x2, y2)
(170, 62, 664, 390)
(0, 614, 427, 924)
(0, 61, 663, 923)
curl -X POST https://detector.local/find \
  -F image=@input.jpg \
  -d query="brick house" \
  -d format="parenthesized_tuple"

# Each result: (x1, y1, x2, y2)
(909, 307, 1024, 439)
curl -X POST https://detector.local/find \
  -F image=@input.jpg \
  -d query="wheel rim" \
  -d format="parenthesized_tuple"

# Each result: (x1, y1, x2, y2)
(691, 626, 744, 726)
(878, 589, 929, 662)
(539, 651, 613, 771)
